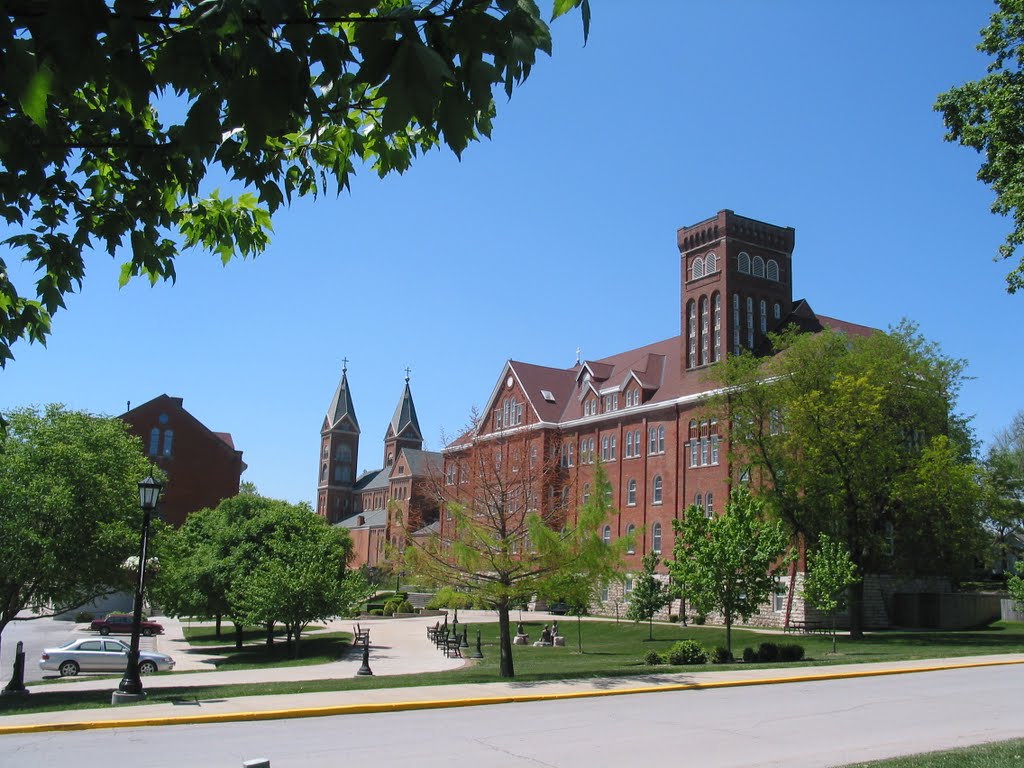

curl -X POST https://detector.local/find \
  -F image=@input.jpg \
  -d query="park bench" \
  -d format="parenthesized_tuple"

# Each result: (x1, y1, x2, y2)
(353, 624, 370, 644)
(784, 620, 828, 635)
(445, 635, 462, 658)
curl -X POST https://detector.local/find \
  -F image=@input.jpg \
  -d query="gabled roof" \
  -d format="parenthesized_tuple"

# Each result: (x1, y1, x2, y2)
(120, 394, 247, 471)
(387, 377, 422, 441)
(392, 448, 442, 478)
(326, 368, 359, 433)
(354, 468, 388, 492)
(509, 360, 577, 424)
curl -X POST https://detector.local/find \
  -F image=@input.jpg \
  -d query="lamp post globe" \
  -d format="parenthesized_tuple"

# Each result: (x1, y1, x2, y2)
(113, 475, 163, 704)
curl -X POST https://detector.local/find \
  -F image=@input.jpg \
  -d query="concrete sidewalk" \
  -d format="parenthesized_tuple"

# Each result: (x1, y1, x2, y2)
(5, 610, 1024, 735)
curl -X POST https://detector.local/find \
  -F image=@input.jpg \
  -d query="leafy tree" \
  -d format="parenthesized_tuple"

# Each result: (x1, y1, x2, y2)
(405, 448, 625, 678)
(0, 0, 590, 365)
(713, 322, 983, 636)
(667, 488, 793, 655)
(154, 492, 357, 654)
(936, 0, 1024, 292)
(0, 405, 153, 661)
(983, 411, 1024, 573)
(801, 534, 859, 654)
(1009, 561, 1024, 608)
(626, 552, 668, 640)
(234, 512, 365, 658)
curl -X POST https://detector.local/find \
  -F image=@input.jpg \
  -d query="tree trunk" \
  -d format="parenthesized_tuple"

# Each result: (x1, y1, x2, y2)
(497, 600, 515, 678)
(233, 621, 244, 650)
(648, 616, 653, 640)
(848, 579, 865, 639)
(576, 615, 583, 654)
(832, 612, 837, 654)
(725, 613, 732, 655)
(215, 613, 222, 637)
(265, 621, 274, 649)
(292, 626, 302, 659)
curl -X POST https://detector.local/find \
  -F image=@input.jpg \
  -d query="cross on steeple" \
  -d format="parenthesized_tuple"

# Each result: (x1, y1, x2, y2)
(342, 357, 349, 373)
(404, 366, 411, 382)
(575, 346, 581, 365)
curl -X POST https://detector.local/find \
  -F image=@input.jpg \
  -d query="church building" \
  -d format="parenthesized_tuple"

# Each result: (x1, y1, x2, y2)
(439, 209, 875, 626)
(317, 367, 442, 568)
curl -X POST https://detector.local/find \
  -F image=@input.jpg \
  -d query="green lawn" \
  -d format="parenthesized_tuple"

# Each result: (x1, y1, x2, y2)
(174, 629, 351, 671)
(3, 620, 1022, 717)
(840, 738, 1024, 767)
(180, 625, 325, 647)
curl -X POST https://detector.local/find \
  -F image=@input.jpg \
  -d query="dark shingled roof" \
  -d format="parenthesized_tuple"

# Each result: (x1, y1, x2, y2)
(326, 368, 359, 432)
(388, 378, 422, 440)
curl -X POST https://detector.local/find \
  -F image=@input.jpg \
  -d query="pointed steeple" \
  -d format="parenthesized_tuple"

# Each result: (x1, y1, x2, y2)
(389, 368, 422, 441)
(327, 359, 360, 433)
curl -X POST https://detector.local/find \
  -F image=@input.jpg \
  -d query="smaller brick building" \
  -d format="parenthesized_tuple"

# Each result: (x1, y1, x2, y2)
(120, 395, 247, 527)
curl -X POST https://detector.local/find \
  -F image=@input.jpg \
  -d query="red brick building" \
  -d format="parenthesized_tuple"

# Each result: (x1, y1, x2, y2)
(439, 210, 874, 623)
(317, 368, 441, 568)
(120, 395, 247, 527)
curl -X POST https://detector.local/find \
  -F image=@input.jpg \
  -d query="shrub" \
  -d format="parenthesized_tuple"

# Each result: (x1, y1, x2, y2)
(711, 646, 733, 664)
(694, 614, 706, 625)
(779, 643, 805, 662)
(397, 600, 413, 614)
(643, 650, 663, 666)
(383, 598, 402, 616)
(757, 642, 780, 662)
(74, 611, 95, 623)
(666, 639, 708, 665)
(369, 608, 384, 616)
(668, 614, 679, 623)
(742, 647, 757, 663)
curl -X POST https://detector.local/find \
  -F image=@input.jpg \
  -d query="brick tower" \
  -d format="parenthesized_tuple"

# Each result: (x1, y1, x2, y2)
(318, 361, 360, 523)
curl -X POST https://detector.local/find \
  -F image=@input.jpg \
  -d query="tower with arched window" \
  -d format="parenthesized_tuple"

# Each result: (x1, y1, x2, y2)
(318, 362, 361, 523)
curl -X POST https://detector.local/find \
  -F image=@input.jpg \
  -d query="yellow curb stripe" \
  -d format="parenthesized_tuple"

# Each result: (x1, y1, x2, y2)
(2, 657, 1022, 736)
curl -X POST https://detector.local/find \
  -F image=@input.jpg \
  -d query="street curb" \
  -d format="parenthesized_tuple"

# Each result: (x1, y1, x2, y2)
(2, 657, 1022, 735)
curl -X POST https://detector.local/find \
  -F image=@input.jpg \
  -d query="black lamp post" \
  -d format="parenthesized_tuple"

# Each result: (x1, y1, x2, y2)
(114, 475, 162, 702)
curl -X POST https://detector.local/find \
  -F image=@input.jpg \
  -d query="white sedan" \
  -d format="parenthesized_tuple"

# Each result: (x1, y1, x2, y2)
(39, 638, 175, 677)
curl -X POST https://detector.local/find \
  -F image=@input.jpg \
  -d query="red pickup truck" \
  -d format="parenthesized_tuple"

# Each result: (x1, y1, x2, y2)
(89, 613, 165, 636)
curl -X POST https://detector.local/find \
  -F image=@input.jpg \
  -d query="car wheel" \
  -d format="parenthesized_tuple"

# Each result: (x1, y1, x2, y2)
(138, 660, 157, 675)
(59, 660, 80, 677)
(142, 627, 153, 637)
(99, 627, 110, 636)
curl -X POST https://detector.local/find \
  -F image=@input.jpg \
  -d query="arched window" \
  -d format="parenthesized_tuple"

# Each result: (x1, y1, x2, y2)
(692, 256, 704, 280)
(583, 483, 591, 504)
(712, 293, 722, 362)
(653, 475, 663, 504)
(752, 255, 765, 278)
(738, 252, 750, 274)
(652, 522, 663, 553)
(760, 299, 767, 334)
(695, 493, 703, 509)
(337, 444, 352, 461)
(732, 293, 740, 355)
(767, 259, 779, 281)
(710, 419, 720, 464)
(658, 426, 665, 453)
(601, 435, 610, 461)
(687, 300, 697, 369)
(700, 296, 709, 365)
(602, 525, 611, 545)
(626, 523, 636, 553)
(321, 464, 327, 482)
(610, 435, 617, 460)
(705, 252, 718, 273)
(774, 302, 781, 320)
(649, 427, 657, 454)
(627, 479, 637, 506)
(149, 428, 160, 456)
(689, 420, 699, 467)
(706, 491, 714, 514)
(625, 430, 634, 457)
(634, 429, 642, 456)
(746, 296, 754, 348)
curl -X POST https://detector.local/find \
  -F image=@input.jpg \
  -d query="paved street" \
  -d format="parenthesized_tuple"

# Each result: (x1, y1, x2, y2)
(4, 663, 1023, 767)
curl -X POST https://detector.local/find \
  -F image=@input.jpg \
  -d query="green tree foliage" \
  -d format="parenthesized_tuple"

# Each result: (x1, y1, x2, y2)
(626, 552, 668, 640)
(153, 492, 362, 656)
(936, 0, 1024, 292)
(405, 452, 625, 678)
(668, 488, 793, 655)
(801, 534, 858, 653)
(983, 411, 1024, 573)
(0, 405, 153, 659)
(714, 323, 983, 636)
(1009, 561, 1024, 608)
(0, 0, 590, 365)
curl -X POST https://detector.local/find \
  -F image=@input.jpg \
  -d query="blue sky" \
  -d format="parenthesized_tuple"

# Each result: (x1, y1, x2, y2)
(4, 1, 1021, 506)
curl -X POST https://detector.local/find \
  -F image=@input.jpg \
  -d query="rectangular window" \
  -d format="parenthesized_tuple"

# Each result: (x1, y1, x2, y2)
(700, 437, 708, 466)
(711, 435, 719, 465)
(690, 440, 698, 468)
(610, 435, 617, 460)
(649, 428, 657, 454)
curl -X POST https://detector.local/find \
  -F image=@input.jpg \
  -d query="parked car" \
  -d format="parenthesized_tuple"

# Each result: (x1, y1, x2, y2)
(39, 638, 175, 677)
(89, 612, 164, 636)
